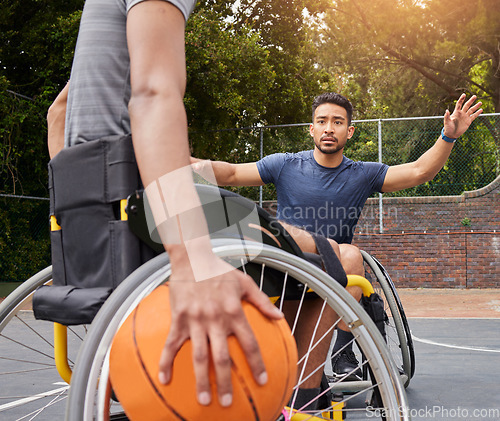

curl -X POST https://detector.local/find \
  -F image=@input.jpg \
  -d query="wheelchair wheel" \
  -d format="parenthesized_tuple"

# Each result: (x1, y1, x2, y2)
(360, 250, 415, 387)
(67, 240, 409, 420)
(0, 266, 88, 419)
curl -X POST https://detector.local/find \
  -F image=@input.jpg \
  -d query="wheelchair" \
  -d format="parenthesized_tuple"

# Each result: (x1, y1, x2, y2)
(0, 139, 411, 420)
(360, 250, 415, 388)
(0, 188, 412, 421)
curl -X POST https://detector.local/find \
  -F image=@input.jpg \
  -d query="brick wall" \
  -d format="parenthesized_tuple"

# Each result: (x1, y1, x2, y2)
(262, 175, 500, 289)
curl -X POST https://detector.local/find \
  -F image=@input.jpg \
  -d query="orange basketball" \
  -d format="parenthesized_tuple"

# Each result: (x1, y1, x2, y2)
(109, 284, 298, 421)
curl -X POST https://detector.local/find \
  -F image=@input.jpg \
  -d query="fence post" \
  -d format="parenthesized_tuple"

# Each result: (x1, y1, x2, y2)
(259, 127, 264, 207)
(496, 147, 500, 178)
(378, 119, 383, 233)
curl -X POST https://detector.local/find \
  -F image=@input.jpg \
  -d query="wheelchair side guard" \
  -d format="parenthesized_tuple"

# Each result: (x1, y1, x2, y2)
(126, 184, 306, 257)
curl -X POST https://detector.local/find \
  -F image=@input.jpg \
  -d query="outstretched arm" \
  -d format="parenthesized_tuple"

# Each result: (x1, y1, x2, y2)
(382, 94, 483, 193)
(191, 157, 265, 186)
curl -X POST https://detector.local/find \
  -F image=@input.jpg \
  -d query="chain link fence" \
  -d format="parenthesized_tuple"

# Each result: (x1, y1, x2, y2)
(1, 113, 498, 285)
(192, 113, 500, 202)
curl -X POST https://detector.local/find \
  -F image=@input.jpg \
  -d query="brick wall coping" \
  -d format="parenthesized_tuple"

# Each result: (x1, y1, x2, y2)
(260, 174, 500, 208)
(354, 230, 498, 238)
(364, 173, 500, 205)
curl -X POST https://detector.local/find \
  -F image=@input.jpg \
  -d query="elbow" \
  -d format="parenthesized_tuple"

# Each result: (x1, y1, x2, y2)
(47, 103, 55, 122)
(129, 75, 186, 115)
(130, 86, 178, 110)
(414, 167, 438, 185)
(47, 86, 69, 124)
(225, 165, 242, 186)
(47, 101, 63, 126)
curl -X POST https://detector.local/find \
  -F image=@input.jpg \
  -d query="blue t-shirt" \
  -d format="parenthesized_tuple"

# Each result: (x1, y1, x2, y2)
(256, 150, 388, 243)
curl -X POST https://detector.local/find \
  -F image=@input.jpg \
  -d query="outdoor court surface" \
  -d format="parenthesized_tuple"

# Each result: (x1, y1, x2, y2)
(399, 289, 500, 421)
(1, 288, 499, 420)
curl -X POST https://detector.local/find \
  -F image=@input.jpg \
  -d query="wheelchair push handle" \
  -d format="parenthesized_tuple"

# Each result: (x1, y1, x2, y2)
(346, 274, 375, 297)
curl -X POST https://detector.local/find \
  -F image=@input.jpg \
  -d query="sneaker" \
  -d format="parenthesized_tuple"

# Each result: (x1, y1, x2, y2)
(331, 349, 362, 381)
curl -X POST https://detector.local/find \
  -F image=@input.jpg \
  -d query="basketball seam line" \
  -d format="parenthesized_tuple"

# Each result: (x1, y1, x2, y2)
(132, 284, 187, 421)
(229, 358, 260, 421)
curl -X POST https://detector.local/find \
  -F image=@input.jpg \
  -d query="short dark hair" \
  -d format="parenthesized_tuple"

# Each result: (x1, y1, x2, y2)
(312, 93, 353, 124)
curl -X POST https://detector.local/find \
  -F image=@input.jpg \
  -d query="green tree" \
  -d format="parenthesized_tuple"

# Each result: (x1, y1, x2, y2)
(314, 0, 499, 197)
(1, 1, 83, 280)
(233, 0, 335, 124)
(185, 8, 275, 132)
(1, 1, 83, 195)
(319, 0, 500, 116)
(186, 0, 340, 162)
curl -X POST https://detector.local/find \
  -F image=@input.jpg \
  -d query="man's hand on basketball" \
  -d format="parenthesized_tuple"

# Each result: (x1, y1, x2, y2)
(443, 94, 483, 139)
(158, 251, 283, 408)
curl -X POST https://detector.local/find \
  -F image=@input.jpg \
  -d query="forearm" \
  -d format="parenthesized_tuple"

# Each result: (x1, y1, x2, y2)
(191, 157, 239, 186)
(129, 93, 212, 259)
(413, 135, 455, 182)
(47, 82, 70, 159)
(382, 134, 454, 192)
(383, 95, 482, 193)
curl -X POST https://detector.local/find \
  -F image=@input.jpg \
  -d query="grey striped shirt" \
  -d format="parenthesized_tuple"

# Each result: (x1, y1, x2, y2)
(65, 0, 196, 147)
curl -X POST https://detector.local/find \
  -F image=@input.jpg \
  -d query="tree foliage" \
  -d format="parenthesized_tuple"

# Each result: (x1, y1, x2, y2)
(186, 0, 339, 162)
(315, 0, 499, 198)
(1, 0, 82, 196)
(1, 0, 83, 280)
(232, 0, 333, 123)
(318, 0, 500, 116)
(0, 0, 497, 280)
(186, 0, 336, 130)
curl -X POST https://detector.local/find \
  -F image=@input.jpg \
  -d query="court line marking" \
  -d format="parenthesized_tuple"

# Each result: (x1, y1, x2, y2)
(408, 317, 500, 320)
(412, 334, 500, 353)
(0, 384, 69, 412)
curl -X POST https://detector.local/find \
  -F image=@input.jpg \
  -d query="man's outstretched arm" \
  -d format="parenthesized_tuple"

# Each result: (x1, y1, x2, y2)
(191, 157, 265, 186)
(382, 94, 483, 193)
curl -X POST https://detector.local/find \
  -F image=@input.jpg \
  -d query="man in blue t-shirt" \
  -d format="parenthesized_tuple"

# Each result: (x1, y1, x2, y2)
(192, 91, 482, 397)
(257, 149, 388, 245)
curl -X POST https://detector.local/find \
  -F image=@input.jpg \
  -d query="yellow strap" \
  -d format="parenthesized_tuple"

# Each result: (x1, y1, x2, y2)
(120, 199, 128, 221)
(50, 215, 61, 231)
(54, 323, 72, 384)
(346, 274, 374, 297)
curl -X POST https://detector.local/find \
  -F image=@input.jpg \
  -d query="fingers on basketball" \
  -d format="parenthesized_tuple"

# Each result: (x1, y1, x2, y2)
(110, 284, 298, 421)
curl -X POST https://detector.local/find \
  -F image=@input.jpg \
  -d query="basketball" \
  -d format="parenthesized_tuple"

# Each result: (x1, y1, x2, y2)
(109, 284, 298, 421)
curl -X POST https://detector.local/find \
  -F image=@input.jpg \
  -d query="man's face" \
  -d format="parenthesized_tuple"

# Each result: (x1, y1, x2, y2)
(310, 103, 355, 155)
